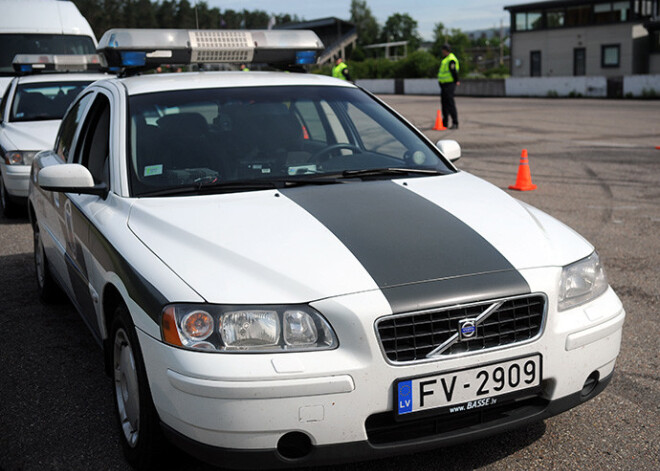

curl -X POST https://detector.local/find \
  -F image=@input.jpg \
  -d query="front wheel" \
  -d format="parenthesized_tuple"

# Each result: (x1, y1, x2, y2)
(111, 304, 166, 470)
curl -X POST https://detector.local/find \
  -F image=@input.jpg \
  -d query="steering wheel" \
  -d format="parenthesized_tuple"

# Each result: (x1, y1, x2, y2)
(311, 143, 363, 161)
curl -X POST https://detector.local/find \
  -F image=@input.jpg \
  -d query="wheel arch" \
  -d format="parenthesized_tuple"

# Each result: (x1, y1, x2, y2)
(28, 200, 37, 230)
(102, 282, 127, 376)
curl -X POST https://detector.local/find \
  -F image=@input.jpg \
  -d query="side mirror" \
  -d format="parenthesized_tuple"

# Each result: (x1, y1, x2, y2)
(436, 139, 461, 163)
(37, 163, 108, 198)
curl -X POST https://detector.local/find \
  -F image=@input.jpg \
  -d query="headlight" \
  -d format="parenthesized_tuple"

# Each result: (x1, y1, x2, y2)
(558, 252, 608, 311)
(4, 151, 38, 165)
(161, 304, 338, 352)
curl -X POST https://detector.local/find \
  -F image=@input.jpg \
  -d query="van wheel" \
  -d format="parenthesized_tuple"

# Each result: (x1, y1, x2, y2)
(111, 304, 166, 470)
(33, 223, 63, 302)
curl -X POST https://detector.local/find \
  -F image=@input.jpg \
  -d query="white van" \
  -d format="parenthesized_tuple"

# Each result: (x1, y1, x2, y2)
(0, 0, 97, 95)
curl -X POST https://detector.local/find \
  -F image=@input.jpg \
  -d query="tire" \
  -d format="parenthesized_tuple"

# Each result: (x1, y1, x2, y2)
(33, 223, 63, 303)
(111, 304, 167, 470)
(0, 175, 19, 218)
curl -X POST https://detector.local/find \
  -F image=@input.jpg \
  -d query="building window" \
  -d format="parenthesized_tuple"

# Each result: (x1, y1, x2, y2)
(601, 44, 620, 67)
(574, 48, 586, 75)
(633, 0, 655, 18)
(594, 2, 631, 23)
(566, 5, 592, 26)
(547, 9, 566, 28)
(515, 11, 543, 31)
(530, 50, 542, 76)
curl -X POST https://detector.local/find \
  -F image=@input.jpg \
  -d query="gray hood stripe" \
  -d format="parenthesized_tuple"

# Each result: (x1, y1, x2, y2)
(282, 181, 530, 312)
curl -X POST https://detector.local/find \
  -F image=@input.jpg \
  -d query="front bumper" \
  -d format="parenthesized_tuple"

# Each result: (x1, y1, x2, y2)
(162, 371, 613, 470)
(136, 275, 624, 469)
(1, 163, 30, 198)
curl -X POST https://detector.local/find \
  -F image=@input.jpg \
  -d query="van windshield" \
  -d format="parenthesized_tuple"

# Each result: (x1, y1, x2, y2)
(0, 34, 96, 75)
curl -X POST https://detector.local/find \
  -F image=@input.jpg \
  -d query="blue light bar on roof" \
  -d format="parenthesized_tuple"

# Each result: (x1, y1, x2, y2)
(12, 54, 104, 73)
(97, 28, 324, 69)
(295, 51, 317, 65)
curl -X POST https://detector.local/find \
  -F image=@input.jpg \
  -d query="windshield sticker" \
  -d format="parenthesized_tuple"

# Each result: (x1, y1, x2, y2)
(144, 164, 163, 177)
(288, 164, 317, 175)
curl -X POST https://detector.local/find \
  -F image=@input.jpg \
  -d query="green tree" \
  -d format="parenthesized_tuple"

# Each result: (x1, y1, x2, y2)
(175, 0, 195, 28)
(350, 0, 379, 47)
(134, 0, 157, 28)
(156, 1, 177, 28)
(431, 22, 446, 57)
(380, 13, 421, 52)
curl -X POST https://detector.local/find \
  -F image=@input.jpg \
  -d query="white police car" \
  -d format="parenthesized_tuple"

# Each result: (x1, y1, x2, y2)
(0, 54, 104, 216)
(28, 29, 625, 470)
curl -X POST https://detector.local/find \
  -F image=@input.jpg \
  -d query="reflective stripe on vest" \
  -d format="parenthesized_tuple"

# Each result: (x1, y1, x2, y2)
(437, 53, 459, 83)
(333, 62, 348, 80)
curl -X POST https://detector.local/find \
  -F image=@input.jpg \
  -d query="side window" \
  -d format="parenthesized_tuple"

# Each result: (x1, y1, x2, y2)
(294, 100, 327, 143)
(346, 103, 407, 159)
(320, 101, 349, 144)
(55, 92, 93, 161)
(74, 95, 111, 187)
(0, 86, 10, 122)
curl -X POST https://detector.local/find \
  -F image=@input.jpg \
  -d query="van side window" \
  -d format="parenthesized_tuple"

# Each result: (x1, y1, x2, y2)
(55, 92, 93, 162)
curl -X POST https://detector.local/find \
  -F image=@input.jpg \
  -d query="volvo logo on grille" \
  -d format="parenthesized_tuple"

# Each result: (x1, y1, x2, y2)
(459, 319, 477, 340)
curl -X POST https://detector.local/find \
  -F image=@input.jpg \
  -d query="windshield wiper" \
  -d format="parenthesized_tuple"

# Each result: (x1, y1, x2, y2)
(137, 176, 341, 197)
(138, 179, 279, 197)
(340, 168, 444, 179)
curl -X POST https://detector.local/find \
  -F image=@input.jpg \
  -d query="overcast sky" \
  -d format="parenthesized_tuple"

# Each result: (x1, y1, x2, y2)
(203, 1, 526, 40)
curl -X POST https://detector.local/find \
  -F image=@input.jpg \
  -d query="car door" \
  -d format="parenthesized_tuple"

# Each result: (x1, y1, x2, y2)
(60, 91, 114, 340)
(33, 90, 95, 296)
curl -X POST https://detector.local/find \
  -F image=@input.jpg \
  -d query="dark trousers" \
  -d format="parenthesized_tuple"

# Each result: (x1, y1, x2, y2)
(440, 82, 458, 126)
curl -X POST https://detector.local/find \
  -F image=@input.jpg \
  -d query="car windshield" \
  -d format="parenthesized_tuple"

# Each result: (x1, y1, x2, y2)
(128, 85, 454, 196)
(10, 81, 93, 122)
(0, 34, 96, 75)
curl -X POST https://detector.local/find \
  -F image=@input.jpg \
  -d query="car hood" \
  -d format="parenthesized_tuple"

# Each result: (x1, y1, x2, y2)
(127, 172, 592, 306)
(1, 120, 60, 151)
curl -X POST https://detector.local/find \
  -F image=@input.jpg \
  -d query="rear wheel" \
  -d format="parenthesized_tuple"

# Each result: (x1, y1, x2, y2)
(0, 176, 20, 218)
(111, 304, 166, 470)
(33, 223, 63, 302)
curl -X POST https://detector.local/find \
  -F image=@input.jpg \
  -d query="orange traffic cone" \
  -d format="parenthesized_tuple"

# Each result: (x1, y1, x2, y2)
(432, 110, 447, 130)
(508, 149, 537, 191)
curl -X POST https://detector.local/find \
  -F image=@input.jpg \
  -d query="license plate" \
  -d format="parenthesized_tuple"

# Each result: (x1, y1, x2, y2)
(395, 354, 542, 418)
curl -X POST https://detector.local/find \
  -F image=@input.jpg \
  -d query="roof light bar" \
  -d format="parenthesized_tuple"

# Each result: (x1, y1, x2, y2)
(97, 29, 324, 69)
(12, 54, 104, 74)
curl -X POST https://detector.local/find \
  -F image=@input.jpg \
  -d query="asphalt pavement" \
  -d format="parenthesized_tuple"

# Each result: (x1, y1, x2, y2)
(1, 96, 658, 471)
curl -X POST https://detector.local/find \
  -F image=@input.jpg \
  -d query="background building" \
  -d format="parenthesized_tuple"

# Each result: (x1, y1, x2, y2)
(275, 17, 357, 65)
(505, 0, 660, 78)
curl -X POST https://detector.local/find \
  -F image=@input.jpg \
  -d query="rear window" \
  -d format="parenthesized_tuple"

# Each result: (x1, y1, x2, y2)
(0, 34, 96, 75)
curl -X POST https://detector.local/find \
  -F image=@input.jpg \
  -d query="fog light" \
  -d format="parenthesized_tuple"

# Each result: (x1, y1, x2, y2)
(277, 432, 312, 460)
(581, 371, 599, 398)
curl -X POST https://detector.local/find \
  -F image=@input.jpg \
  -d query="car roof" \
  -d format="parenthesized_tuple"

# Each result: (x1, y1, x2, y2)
(117, 71, 355, 96)
(15, 72, 109, 85)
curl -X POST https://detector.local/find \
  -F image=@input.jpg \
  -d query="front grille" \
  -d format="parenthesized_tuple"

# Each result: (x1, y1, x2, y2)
(376, 295, 546, 363)
(366, 394, 548, 445)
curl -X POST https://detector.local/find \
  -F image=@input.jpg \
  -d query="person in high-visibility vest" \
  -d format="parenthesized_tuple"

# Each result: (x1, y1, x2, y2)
(332, 58, 352, 82)
(437, 44, 460, 130)
(240, 64, 250, 72)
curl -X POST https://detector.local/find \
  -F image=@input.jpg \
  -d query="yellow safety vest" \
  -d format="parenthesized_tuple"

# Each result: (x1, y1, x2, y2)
(437, 53, 459, 83)
(332, 62, 348, 80)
